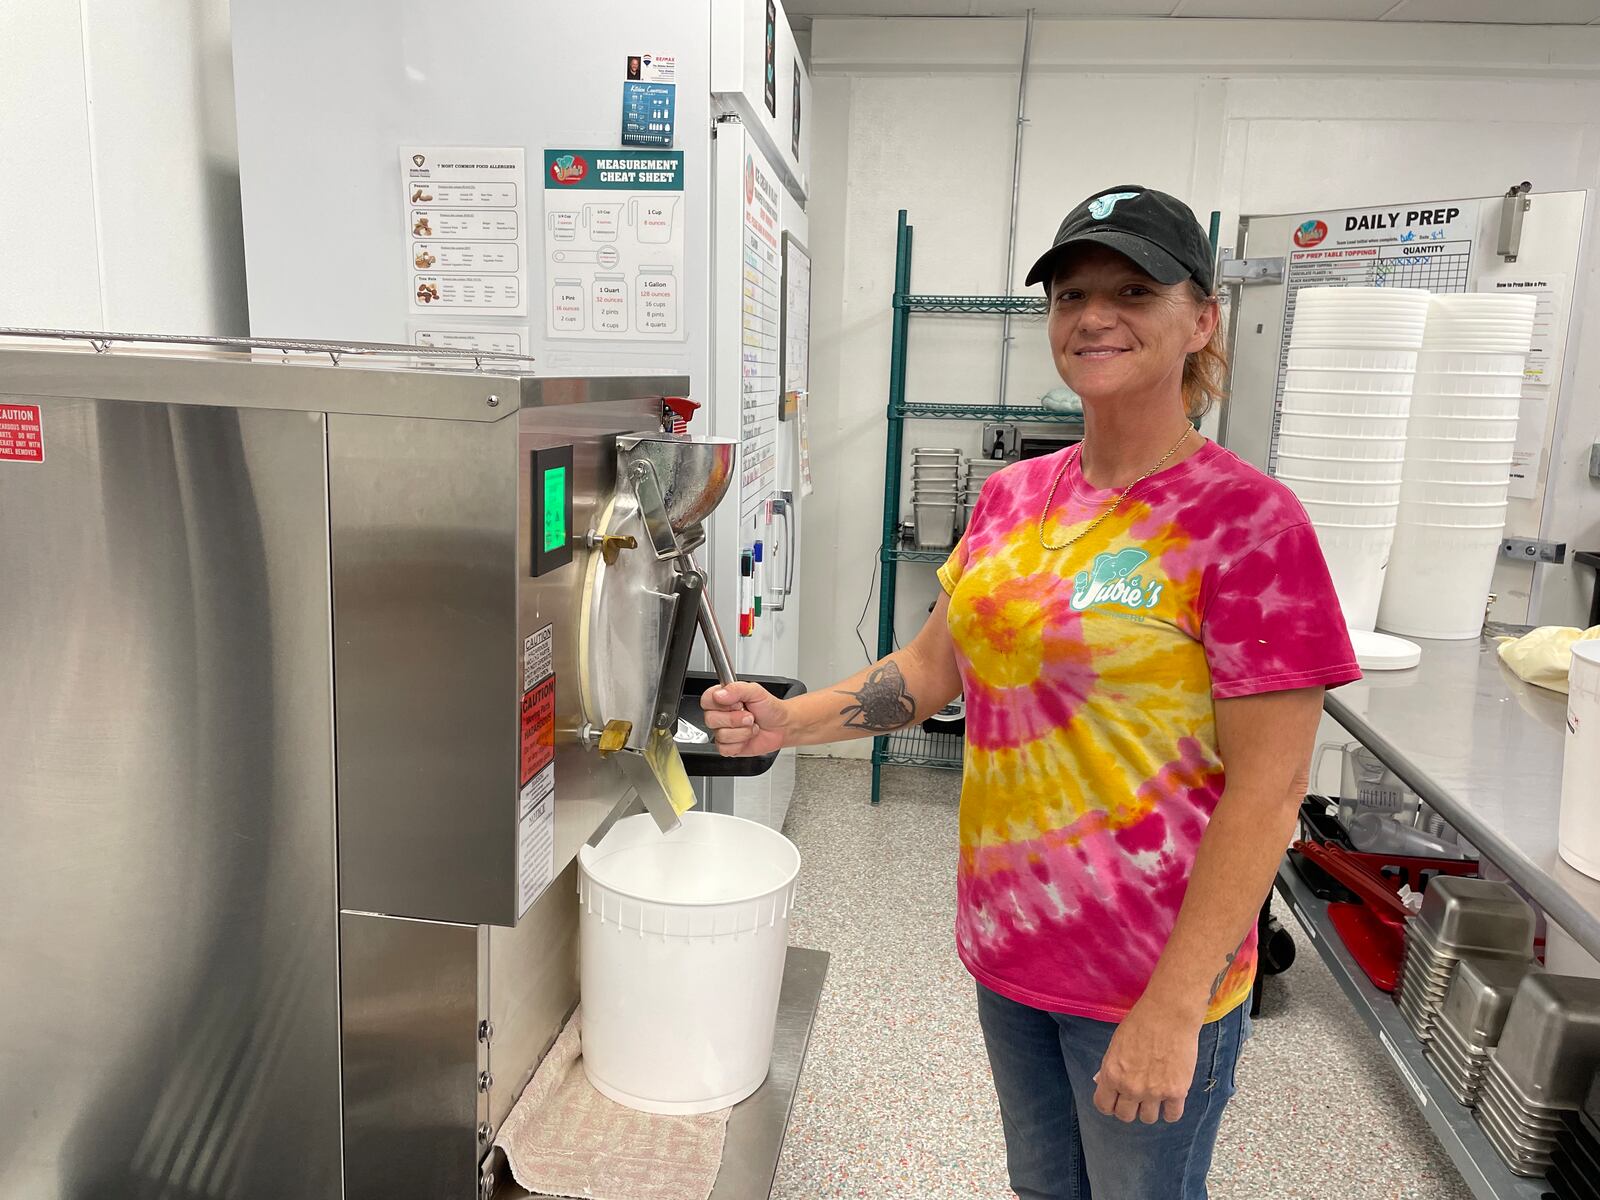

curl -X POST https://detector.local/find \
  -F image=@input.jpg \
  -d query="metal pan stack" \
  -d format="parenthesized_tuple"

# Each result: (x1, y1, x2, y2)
(963, 457, 1006, 530)
(910, 448, 962, 550)
(1479, 974, 1600, 1177)
(1426, 956, 1537, 1106)
(1398, 876, 1535, 1043)
(1546, 1071, 1600, 1199)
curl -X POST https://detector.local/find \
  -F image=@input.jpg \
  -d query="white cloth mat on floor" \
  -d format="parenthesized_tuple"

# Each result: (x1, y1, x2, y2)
(494, 1010, 730, 1200)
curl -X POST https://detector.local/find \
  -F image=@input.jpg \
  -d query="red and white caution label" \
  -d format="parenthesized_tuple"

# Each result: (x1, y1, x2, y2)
(517, 623, 557, 918)
(0, 405, 43, 463)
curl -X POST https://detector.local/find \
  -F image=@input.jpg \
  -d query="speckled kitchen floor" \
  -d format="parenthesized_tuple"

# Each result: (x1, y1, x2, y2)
(771, 758, 1475, 1200)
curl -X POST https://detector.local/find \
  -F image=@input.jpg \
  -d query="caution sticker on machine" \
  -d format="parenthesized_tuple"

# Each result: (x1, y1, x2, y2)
(520, 677, 555, 784)
(517, 766, 556, 917)
(524, 624, 554, 693)
(0, 405, 44, 463)
(517, 623, 556, 915)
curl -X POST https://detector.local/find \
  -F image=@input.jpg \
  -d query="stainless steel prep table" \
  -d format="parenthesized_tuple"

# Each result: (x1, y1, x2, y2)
(1321, 634, 1600, 959)
(1273, 633, 1590, 1200)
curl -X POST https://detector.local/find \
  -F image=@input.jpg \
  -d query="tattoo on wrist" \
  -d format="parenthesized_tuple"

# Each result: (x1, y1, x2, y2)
(1208, 947, 1241, 1001)
(836, 662, 917, 731)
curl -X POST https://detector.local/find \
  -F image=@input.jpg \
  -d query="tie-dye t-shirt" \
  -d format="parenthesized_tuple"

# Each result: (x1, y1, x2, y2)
(937, 438, 1359, 1023)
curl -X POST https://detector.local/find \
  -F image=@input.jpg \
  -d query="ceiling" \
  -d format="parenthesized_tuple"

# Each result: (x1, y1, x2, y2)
(785, 0, 1600, 23)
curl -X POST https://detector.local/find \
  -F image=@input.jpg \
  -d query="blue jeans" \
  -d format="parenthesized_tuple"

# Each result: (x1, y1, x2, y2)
(976, 982, 1246, 1200)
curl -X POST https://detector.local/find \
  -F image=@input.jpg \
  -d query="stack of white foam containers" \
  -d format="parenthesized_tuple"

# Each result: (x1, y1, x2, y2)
(1377, 294, 1538, 639)
(1276, 287, 1432, 631)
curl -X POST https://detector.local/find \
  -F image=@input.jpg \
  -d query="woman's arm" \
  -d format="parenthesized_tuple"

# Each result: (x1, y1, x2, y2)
(701, 592, 962, 755)
(1093, 685, 1324, 1123)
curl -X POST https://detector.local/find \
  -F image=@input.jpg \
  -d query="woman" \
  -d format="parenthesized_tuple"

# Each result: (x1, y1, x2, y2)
(703, 185, 1361, 1199)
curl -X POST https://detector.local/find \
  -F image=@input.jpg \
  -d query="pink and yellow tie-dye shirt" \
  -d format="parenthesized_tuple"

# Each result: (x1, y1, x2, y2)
(937, 439, 1360, 1024)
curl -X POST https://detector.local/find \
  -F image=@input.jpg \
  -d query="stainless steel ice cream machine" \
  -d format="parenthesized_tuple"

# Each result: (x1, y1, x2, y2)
(0, 333, 791, 1200)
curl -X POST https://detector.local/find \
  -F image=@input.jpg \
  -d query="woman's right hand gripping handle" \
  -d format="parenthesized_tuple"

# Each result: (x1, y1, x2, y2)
(701, 681, 791, 758)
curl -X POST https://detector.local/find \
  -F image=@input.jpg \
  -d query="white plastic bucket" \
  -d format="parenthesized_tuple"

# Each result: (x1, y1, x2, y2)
(1277, 432, 1408, 462)
(1312, 523, 1397, 632)
(1302, 497, 1400, 527)
(1278, 412, 1411, 440)
(578, 811, 802, 1114)
(1276, 453, 1406, 483)
(1414, 350, 1531, 377)
(1560, 642, 1600, 881)
(1403, 457, 1513, 484)
(1281, 475, 1401, 506)
(1399, 478, 1512, 506)
(1407, 414, 1521, 442)
(1282, 369, 1415, 396)
(1280, 390, 1411, 418)
(1404, 435, 1517, 464)
(1409, 393, 1522, 420)
(1376, 521, 1504, 639)
(1286, 347, 1419, 372)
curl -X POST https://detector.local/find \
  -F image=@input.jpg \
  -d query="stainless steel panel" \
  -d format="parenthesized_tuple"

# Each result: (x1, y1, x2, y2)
(329, 411, 523, 925)
(515, 384, 681, 892)
(0, 396, 342, 1200)
(340, 913, 482, 1200)
(0, 343, 526, 422)
(485, 859, 582, 1133)
(329, 377, 684, 926)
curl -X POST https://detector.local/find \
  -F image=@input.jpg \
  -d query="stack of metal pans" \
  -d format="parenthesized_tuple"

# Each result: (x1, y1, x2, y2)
(1398, 877, 1535, 1043)
(1545, 1071, 1600, 1198)
(1426, 957, 1537, 1106)
(1478, 974, 1600, 1177)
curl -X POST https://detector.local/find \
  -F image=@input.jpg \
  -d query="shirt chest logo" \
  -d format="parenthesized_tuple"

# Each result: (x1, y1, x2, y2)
(1070, 547, 1164, 613)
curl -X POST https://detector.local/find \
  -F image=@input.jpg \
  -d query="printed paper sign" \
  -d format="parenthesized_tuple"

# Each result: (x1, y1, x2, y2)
(623, 55, 676, 148)
(740, 150, 782, 520)
(411, 326, 528, 355)
(1484, 276, 1567, 500)
(543, 149, 686, 342)
(403, 147, 529, 316)
(516, 767, 555, 918)
(0, 404, 43, 463)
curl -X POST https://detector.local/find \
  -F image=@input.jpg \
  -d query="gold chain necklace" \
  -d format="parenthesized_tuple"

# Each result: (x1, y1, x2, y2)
(1038, 426, 1193, 551)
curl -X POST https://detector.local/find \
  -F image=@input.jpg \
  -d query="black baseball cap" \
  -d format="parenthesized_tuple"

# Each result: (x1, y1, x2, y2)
(1025, 185, 1215, 294)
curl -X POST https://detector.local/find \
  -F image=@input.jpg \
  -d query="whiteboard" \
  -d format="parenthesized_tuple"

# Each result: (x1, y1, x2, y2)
(1223, 190, 1587, 626)
(780, 231, 810, 397)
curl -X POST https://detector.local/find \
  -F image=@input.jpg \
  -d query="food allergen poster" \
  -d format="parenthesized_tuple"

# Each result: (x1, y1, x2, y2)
(402, 147, 528, 315)
(542, 149, 686, 342)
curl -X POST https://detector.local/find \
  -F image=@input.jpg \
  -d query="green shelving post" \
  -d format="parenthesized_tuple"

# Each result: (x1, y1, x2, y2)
(870, 210, 914, 804)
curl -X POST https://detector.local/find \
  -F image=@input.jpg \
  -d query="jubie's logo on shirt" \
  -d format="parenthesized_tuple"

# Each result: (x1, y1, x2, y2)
(1071, 548, 1164, 613)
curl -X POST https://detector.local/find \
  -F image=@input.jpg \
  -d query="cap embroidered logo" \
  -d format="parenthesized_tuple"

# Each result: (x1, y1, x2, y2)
(1088, 191, 1141, 220)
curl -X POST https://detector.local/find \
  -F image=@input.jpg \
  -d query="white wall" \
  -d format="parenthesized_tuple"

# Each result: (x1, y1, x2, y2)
(798, 17, 1600, 757)
(0, 0, 245, 334)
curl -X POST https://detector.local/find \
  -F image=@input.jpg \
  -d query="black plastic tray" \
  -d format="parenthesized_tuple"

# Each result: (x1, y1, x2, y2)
(675, 671, 807, 777)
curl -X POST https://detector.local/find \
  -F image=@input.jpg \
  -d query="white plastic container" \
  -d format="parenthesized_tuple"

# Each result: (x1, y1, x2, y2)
(1281, 475, 1401, 506)
(1559, 642, 1600, 881)
(1276, 452, 1406, 483)
(1407, 414, 1521, 442)
(1413, 350, 1531, 377)
(1301, 497, 1401, 528)
(579, 811, 802, 1114)
(1312, 523, 1398, 631)
(1277, 432, 1408, 462)
(1404, 435, 1517, 464)
(1282, 368, 1416, 396)
(1376, 522, 1505, 639)
(1278, 412, 1411, 440)
(1286, 346, 1419, 372)
(1409, 393, 1521, 420)
(1399, 478, 1512, 506)
(1404, 457, 1513, 484)
(1396, 502, 1509, 531)
(1280, 390, 1411, 418)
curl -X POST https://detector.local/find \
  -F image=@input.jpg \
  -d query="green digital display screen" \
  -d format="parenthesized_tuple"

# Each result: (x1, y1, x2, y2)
(542, 467, 567, 552)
